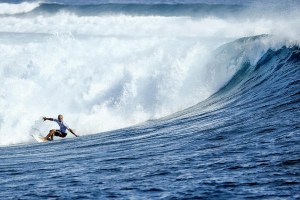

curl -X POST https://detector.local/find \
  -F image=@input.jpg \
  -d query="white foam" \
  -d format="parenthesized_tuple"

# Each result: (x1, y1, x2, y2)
(0, 2, 40, 15)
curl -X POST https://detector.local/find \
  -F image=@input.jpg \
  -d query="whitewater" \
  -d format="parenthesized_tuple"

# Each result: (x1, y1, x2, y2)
(0, 0, 299, 199)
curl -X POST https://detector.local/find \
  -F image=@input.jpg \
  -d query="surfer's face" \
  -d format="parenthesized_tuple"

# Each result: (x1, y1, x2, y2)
(58, 115, 63, 122)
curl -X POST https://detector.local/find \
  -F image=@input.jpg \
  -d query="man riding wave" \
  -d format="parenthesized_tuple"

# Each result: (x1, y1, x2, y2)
(43, 114, 78, 141)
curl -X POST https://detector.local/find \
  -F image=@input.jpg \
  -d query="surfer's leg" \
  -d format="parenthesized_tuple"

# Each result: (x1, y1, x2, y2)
(45, 129, 55, 140)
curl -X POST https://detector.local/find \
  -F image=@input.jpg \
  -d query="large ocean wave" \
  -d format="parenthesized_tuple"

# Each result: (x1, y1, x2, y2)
(0, 1, 299, 146)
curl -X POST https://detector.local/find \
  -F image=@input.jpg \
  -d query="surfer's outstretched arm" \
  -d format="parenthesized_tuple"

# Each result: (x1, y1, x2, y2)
(68, 128, 79, 137)
(43, 117, 54, 121)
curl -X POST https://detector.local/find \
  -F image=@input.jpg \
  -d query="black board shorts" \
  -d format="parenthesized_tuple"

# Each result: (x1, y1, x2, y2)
(54, 130, 67, 137)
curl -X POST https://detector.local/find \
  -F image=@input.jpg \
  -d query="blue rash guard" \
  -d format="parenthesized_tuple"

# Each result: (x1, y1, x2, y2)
(53, 119, 69, 133)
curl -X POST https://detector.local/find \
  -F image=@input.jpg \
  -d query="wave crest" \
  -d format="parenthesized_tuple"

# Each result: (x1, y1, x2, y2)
(0, 2, 40, 15)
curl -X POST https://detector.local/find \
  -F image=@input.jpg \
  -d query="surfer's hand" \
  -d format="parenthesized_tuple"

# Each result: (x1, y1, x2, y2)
(43, 117, 46, 121)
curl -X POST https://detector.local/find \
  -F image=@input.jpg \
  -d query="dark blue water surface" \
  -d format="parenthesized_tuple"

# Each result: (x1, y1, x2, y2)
(1, 35, 300, 199)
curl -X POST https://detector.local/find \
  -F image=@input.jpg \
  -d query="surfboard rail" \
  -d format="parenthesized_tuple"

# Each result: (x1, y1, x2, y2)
(32, 134, 51, 143)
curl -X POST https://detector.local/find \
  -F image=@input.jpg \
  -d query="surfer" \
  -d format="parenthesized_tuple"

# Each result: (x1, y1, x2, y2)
(43, 114, 78, 141)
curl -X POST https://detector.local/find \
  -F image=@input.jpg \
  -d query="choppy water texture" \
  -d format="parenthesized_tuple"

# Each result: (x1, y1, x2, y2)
(0, 0, 300, 199)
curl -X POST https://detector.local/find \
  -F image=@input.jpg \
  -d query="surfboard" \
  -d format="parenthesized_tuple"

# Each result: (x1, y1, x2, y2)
(32, 134, 51, 143)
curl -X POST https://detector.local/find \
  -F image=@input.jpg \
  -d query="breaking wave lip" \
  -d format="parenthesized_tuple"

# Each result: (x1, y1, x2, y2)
(0, 2, 41, 15)
(156, 34, 299, 121)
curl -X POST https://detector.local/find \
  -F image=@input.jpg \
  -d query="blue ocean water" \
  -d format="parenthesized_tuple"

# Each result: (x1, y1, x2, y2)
(0, 0, 300, 199)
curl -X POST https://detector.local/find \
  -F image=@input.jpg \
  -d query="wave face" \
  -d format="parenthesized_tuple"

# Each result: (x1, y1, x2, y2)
(0, 1, 300, 199)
